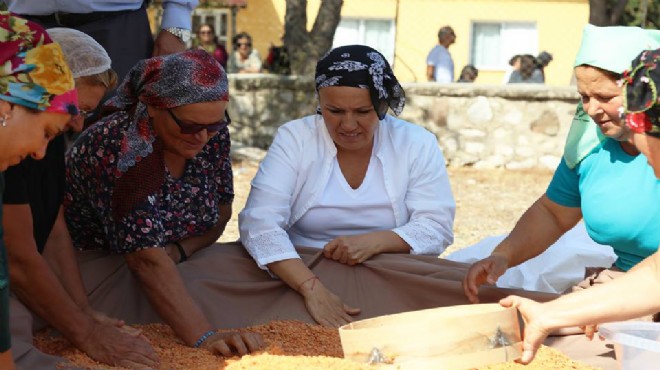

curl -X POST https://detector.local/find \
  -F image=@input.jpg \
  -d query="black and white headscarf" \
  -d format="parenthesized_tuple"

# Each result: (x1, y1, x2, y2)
(315, 45, 405, 120)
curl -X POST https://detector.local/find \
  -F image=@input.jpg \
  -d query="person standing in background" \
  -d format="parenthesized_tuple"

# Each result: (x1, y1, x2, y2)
(196, 23, 228, 69)
(502, 55, 521, 84)
(508, 54, 544, 84)
(227, 32, 262, 73)
(3, 0, 198, 83)
(457, 65, 478, 83)
(536, 51, 554, 82)
(426, 26, 456, 83)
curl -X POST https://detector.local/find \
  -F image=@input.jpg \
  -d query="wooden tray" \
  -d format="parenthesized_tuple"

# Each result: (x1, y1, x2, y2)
(339, 304, 522, 370)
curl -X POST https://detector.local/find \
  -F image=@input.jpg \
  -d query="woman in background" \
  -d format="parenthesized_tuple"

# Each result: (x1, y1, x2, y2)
(507, 54, 544, 83)
(196, 23, 227, 69)
(227, 32, 262, 73)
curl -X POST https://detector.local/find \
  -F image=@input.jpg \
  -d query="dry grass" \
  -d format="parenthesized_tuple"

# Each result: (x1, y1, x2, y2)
(220, 161, 555, 254)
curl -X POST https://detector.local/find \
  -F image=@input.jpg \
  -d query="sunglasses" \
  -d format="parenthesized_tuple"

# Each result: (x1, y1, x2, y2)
(167, 109, 230, 135)
(237, 42, 252, 47)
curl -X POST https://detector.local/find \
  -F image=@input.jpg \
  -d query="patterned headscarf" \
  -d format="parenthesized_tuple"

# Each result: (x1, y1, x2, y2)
(622, 49, 660, 138)
(105, 49, 229, 173)
(0, 12, 78, 115)
(104, 49, 229, 221)
(315, 45, 405, 120)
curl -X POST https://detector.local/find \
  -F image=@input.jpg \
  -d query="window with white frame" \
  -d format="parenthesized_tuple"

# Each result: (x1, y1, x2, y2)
(470, 22, 538, 70)
(192, 8, 230, 47)
(332, 18, 396, 65)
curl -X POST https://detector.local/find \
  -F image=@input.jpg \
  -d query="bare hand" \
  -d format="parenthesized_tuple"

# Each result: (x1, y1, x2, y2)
(153, 30, 186, 57)
(580, 324, 599, 340)
(500, 295, 552, 364)
(201, 331, 266, 357)
(78, 323, 159, 369)
(302, 281, 360, 327)
(322, 235, 380, 266)
(463, 253, 509, 303)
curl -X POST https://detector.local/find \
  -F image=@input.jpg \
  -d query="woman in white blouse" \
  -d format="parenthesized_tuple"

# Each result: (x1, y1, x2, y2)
(239, 45, 456, 327)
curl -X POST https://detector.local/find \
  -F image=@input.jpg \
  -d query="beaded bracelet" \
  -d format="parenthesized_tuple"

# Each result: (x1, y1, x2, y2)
(194, 330, 217, 348)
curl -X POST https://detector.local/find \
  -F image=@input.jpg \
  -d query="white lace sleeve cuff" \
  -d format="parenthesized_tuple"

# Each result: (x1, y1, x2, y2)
(242, 229, 300, 269)
(393, 219, 452, 255)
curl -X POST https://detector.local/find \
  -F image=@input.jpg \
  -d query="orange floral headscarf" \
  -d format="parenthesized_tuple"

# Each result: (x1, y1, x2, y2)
(0, 12, 78, 115)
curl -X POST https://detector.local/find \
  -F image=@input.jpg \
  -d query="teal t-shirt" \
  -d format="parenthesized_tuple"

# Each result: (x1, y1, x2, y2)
(547, 139, 660, 271)
(0, 172, 10, 352)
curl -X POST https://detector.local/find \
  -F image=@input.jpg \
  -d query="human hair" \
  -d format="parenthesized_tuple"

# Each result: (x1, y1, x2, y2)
(232, 32, 252, 49)
(77, 69, 118, 90)
(197, 23, 219, 44)
(536, 51, 553, 67)
(437, 26, 455, 43)
(509, 54, 521, 67)
(458, 65, 478, 82)
(519, 54, 538, 80)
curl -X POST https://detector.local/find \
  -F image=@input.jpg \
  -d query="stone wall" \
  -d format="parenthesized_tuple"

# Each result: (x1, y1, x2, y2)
(228, 75, 580, 169)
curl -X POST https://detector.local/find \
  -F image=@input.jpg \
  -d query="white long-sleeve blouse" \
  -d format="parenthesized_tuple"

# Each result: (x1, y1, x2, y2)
(238, 114, 456, 269)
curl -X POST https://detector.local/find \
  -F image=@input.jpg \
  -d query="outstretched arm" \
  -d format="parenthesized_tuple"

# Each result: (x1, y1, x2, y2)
(124, 247, 264, 355)
(267, 258, 361, 327)
(4, 204, 159, 368)
(43, 207, 104, 316)
(501, 249, 660, 364)
(463, 194, 582, 303)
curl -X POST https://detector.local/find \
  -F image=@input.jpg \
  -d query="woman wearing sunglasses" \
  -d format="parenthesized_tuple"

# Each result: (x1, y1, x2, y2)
(64, 49, 264, 358)
(227, 32, 262, 74)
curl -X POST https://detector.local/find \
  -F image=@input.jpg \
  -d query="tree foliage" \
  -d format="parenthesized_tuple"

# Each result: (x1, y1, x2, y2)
(621, 0, 659, 29)
(283, 0, 344, 76)
(589, 0, 659, 28)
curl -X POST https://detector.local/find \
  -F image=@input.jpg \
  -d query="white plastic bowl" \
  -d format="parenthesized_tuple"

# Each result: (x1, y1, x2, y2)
(599, 322, 660, 370)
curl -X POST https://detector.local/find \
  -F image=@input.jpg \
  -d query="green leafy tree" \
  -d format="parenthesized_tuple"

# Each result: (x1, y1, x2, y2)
(589, 0, 658, 29)
(621, 0, 658, 29)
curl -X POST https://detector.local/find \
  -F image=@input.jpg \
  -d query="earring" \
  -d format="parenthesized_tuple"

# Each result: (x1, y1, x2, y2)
(0, 114, 8, 127)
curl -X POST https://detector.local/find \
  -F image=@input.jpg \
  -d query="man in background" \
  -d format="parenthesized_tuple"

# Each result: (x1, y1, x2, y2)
(426, 26, 456, 83)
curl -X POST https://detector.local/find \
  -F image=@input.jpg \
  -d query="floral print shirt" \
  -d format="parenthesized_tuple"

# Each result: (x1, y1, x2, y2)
(64, 111, 233, 254)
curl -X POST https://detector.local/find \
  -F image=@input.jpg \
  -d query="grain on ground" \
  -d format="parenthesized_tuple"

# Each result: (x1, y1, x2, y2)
(35, 321, 597, 370)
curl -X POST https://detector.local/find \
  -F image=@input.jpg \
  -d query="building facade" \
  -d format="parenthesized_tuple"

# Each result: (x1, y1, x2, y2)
(151, 0, 589, 86)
